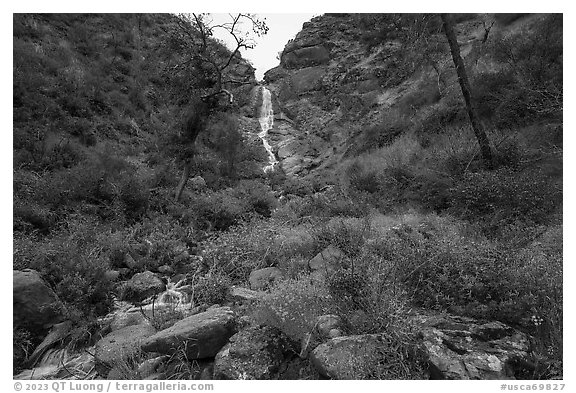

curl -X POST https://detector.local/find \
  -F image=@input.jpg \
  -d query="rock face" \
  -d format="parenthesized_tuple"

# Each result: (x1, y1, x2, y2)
(141, 307, 236, 359)
(412, 313, 532, 380)
(213, 326, 292, 380)
(310, 334, 389, 379)
(282, 45, 330, 69)
(13, 269, 65, 330)
(121, 271, 166, 303)
(248, 267, 285, 290)
(95, 324, 156, 376)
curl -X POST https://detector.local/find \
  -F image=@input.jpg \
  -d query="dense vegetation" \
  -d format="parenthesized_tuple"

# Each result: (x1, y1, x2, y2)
(13, 13, 562, 379)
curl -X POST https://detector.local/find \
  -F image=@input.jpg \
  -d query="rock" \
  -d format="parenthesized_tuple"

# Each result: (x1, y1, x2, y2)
(290, 66, 326, 93)
(282, 45, 330, 69)
(157, 265, 175, 275)
(213, 326, 292, 380)
(248, 267, 284, 290)
(310, 334, 389, 379)
(316, 315, 344, 338)
(137, 355, 170, 379)
(13, 269, 65, 330)
(308, 245, 345, 279)
(109, 308, 151, 332)
(104, 270, 120, 282)
(141, 307, 236, 359)
(125, 253, 139, 270)
(95, 324, 156, 376)
(121, 271, 166, 303)
(228, 286, 265, 302)
(27, 321, 72, 367)
(411, 312, 532, 380)
(190, 176, 207, 191)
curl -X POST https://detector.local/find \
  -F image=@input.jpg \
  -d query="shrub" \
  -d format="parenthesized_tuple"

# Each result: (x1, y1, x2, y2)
(231, 180, 277, 217)
(190, 273, 231, 306)
(202, 218, 279, 283)
(448, 167, 561, 230)
(13, 218, 115, 320)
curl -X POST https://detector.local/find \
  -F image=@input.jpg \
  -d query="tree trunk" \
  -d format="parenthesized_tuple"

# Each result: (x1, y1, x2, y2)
(174, 160, 191, 202)
(441, 13, 494, 169)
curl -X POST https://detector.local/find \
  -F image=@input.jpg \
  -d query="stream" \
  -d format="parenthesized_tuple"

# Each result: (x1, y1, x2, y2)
(15, 278, 195, 380)
(257, 86, 278, 172)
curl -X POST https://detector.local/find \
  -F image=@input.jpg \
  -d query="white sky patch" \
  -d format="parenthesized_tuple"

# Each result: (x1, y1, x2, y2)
(210, 13, 317, 80)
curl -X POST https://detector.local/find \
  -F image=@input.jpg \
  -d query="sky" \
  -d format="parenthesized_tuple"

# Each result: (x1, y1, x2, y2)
(210, 13, 317, 80)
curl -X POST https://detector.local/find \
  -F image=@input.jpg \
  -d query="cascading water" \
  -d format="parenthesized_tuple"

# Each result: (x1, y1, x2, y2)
(15, 277, 195, 379)
(258, 86, 278, 172)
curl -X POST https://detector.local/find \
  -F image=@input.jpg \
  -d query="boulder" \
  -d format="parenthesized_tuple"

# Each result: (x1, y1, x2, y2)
(308, 245, 345, 279)
(316, 315, 344, 338)
(137, 355, 170, 379)
(190, 176, 207, 191)
(13, 269, 65, 330)
(213, 326, 292, 380)
(121, 271, 166, 303)
(248, 267, 284, 291)
(310, 334, 389, 379)
(27, 321, 72, 367)
(157, 265, 175, 275)
(228, 286, 265, 302)
(104, 270, 120, 282)
(411, 312, 532, 380)
(95, 324, 156, 376)
(141, 307, 236, 359)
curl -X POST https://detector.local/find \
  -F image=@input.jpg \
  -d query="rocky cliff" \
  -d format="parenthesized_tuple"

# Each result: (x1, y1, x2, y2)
(261, 13, 556, 179)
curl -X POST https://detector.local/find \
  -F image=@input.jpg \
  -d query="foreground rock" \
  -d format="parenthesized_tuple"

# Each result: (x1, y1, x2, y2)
(120, 271, 166, 303)
(95, 324, 156, 376)
(310, 334, 390, 379)
(13, 269, 65, 330)
(27, 321, 72, 367)
(249, 267, 284, 290)
(412, 312, 532, 380)
(141, 307, 236, 359)
(214, 326, 292, 380)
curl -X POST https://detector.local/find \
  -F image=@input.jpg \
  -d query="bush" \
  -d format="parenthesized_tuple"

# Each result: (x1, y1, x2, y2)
(190, 273, 231, 306)
(448, 167, 561, 230)
(202, 218, 279, 283)
(13, 218, 115, 320)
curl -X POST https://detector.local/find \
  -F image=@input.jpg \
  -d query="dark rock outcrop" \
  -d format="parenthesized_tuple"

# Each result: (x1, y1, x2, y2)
(141, 307, 236, 359)
(13, 269, 65, 330)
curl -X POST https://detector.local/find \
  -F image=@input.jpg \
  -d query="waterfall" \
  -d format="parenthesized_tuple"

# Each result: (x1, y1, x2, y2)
(258, 87, 278, 172)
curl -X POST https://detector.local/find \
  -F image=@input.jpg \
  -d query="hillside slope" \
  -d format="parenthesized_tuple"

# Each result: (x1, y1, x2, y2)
(263, 13, 562, 180)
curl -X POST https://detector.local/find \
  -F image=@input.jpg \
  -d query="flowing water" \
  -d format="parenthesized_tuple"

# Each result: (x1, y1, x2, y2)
(15, 277, 194, 379)
(258, 86, 278, 172)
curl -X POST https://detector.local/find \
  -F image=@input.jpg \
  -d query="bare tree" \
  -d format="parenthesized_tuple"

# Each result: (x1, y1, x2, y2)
(441, 13, 494, 169)
(169, 13, 268, 201)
